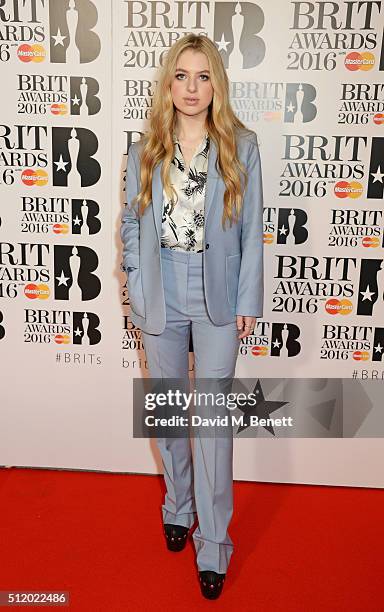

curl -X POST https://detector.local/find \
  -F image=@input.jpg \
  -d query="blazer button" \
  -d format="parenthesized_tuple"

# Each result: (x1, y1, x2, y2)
(205, 243, 210, 249)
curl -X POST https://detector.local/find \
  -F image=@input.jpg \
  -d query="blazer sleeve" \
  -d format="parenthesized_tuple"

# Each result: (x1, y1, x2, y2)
(120, 144, 140, 272)
(236, 133, 264, 318)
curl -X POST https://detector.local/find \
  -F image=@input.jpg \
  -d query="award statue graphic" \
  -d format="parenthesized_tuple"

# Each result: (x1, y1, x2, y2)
(49, 0, 101, 64)
(54, 245, 101, 302)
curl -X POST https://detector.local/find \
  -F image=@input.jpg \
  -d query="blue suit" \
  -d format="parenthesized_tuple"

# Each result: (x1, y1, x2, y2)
(120, 128, 264, 574)
(121, 128, 264, 334)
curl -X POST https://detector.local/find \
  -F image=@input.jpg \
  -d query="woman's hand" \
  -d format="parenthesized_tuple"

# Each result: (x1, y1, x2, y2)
(237, 315, 256, 339)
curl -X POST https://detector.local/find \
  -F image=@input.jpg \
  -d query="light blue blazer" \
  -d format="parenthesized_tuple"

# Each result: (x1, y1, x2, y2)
(120, 128, 264, 335)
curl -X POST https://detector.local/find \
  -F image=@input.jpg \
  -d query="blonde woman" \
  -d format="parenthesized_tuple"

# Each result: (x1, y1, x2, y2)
(121, 33, 264, 600)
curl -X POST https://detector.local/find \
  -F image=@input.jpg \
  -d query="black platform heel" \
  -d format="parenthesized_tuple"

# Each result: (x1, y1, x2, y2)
(198, 570, 226, 599)
(163, 523, 189, 552)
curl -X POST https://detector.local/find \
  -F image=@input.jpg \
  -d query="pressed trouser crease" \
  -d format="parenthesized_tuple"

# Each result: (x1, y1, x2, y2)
(141, 246, 240, 573)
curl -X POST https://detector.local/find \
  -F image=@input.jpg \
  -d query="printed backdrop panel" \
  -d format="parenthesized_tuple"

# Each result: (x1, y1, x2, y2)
(1, 0, 384, 486)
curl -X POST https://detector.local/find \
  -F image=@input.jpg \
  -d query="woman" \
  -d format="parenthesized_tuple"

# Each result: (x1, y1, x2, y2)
(120, 33, 264, 600)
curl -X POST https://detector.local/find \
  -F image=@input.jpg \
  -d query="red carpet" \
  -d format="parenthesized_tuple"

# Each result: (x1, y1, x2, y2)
(0, 467, 382, 611)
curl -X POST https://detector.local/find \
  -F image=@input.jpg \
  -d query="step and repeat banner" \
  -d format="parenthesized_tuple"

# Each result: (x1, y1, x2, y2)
(1, 0, 384, 486)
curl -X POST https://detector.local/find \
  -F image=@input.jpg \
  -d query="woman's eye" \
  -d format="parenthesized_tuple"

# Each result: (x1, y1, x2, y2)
(175, 74, 210, 81)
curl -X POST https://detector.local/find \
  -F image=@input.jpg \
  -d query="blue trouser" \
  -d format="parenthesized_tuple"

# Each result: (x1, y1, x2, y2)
(141, 246, 240, 573)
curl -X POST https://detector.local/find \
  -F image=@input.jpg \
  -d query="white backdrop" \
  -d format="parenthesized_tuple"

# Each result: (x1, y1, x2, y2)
(1, 0, 384, 487)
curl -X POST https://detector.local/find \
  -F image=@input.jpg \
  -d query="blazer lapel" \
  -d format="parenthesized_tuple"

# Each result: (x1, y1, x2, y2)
(151, 137, 220, 243)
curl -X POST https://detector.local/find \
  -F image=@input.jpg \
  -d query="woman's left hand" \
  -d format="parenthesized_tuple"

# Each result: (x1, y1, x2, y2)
(236, 315, 256, 339)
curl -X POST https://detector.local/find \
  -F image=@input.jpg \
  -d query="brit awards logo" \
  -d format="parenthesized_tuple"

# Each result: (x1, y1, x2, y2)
(0, 124, 48, 187)
(280, 135, 370, 200)
(320, 325, 384, 362)
(0, 242, 101, 301)
(0, 125, 100, 187)
(269, 323, 301, 357)
(0, 0, 45, 63)
(273, 255, 356, 316)
(239, 321, 302, 358)
(284, 83, 317, 123)
(24, 309, 101, 345)
(264, 207, 308, 245)
(122, 315, 143, 351)
(287, 1, 383, 71)
(356, 259, 384, 316)
(17, 74, 101, 116)
(52, 127, 101, 187)
(53, 245, 101, 301)
(230, 82, 317, 124)
(371, 328, 384, 362)
(0, 0, 100, 64)
(49, 0, 100, 64)
(19, 197, 101, 236)
(0, 242, 49, 300)
(367, 137, 384, 199)
(328, 209, 383, 248)
(338, 84, 384, 127)
(214, 1, 265, 70)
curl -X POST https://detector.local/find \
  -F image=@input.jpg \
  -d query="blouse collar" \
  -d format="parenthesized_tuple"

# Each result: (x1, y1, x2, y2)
(172, 129, 209, 148)
(172, 130, 210, 165)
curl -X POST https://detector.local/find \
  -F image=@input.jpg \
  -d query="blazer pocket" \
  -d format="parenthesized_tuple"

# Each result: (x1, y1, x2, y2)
(126, 268, 146, 318)
(226, 253, 241, 310)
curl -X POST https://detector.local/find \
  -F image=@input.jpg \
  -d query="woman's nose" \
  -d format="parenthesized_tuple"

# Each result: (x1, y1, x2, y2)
(186, 79, 198, 92)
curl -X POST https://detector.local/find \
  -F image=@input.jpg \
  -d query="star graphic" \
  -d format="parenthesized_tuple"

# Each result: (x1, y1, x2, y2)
(374, 343, 383, 353)
(74, 328, 83, 337)
(279, 225, 288, 235)
(360, 285, 375, 301)
(371, 166, 384, 184)
(215, 33, 230, 52)
(56, 270, 70, 287)
(234, 379, 288, 435)
(273, 339, 281, 348)
(73, 216, 82, 226)
(52, 28, 66, 46)
(72, 95, 80, 106)
(54, 154, 69, 172)
(286, 102, 295, 114)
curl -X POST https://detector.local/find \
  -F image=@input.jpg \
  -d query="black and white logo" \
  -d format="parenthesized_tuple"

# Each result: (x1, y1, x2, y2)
(49, 0, 100, 64)
(54, 245, 101, 300)
(52, 127, 101, 187)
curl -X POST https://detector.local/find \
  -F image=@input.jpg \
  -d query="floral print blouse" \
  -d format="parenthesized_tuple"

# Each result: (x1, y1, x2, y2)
(160, 130, 210, 252)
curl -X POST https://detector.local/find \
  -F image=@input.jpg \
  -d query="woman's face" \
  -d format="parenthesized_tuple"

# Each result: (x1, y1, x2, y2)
(171, 48, 213, 120)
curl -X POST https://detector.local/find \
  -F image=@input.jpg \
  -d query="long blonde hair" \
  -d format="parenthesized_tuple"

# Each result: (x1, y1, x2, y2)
(132, 34, 252, 230)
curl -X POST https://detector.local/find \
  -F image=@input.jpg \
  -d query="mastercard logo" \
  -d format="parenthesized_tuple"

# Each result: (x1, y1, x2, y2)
(353, 351, 370, 361)
(325, 299, 353, 315)
(251, 346, 268, 357)
(263, 111, 281, 122)
(54, 335, 71, 344)
(17, 44, 46, 63)
(334, 181, 363, 199)
(362, 236, 379, 248)
(24, 284, 50, 300)
(53, 224, 69, 234)
(51, 103, 68, 116)
(263, 233, 274, 244)
(345, 52, 375, 71)
(373, 113, 384, 126)
(21, 169, 48, 187)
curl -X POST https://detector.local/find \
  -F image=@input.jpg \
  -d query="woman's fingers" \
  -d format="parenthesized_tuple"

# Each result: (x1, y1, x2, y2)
(236, 315, 256, 339)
